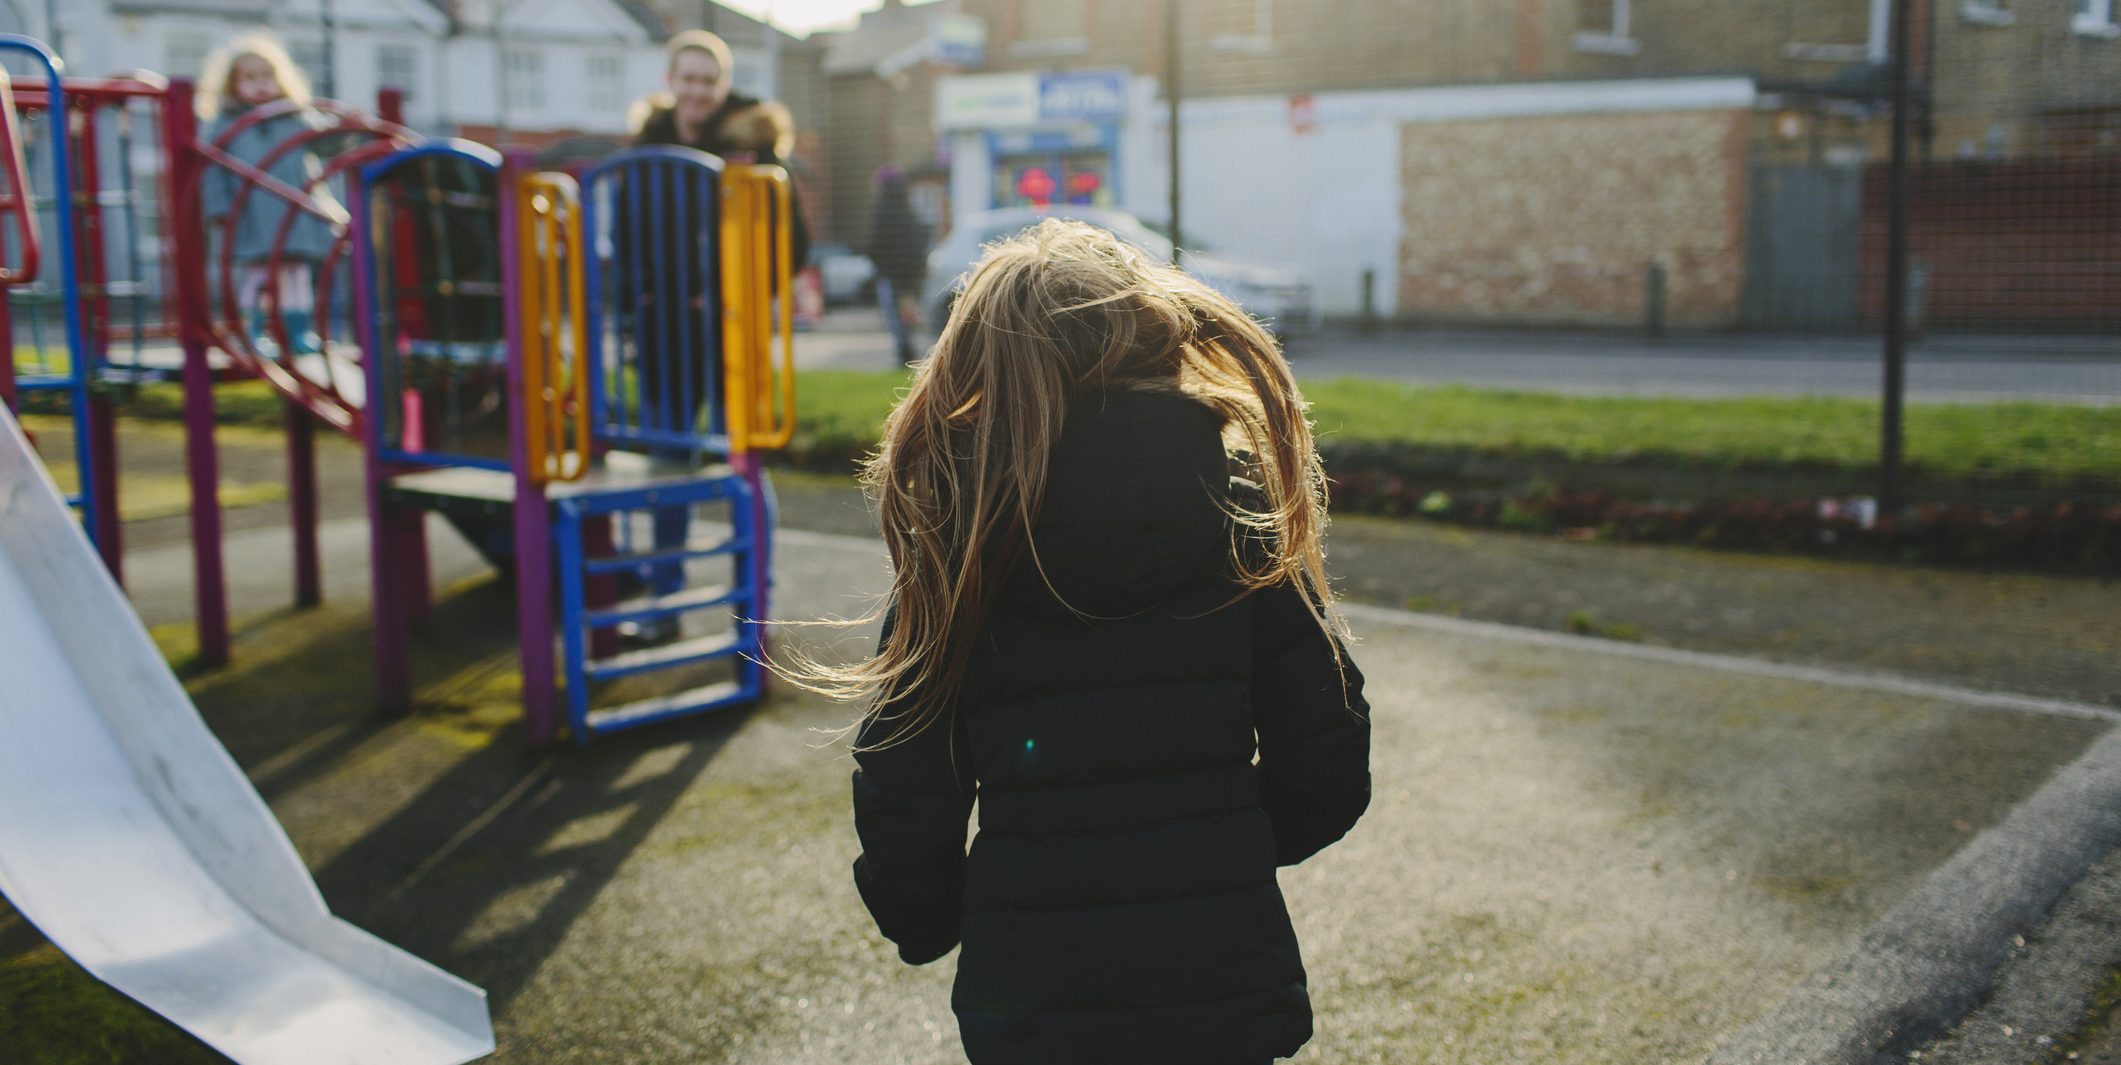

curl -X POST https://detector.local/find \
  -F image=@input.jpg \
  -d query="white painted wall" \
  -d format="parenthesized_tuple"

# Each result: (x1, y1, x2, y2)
(1116, 76, 1757, 319)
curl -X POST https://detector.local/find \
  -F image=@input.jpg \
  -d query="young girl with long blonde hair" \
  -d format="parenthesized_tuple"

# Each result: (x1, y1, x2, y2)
(197, 34, 338, 354)
(802, 218, 1371, 1064)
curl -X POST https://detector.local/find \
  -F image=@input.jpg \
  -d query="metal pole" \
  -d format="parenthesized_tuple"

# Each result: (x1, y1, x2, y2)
(320, 0, 338, 100)
(500, 148, 557, 745)
(42, 0, 59, 64)
(763, 0, 782, 99)
(164, 79, 231, 667)
(1165, 0, 1182, 265)
(1880, 0, 1912, 514)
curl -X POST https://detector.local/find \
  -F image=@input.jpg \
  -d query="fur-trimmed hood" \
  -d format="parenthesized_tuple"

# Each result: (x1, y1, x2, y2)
(629, 91, 795, 163)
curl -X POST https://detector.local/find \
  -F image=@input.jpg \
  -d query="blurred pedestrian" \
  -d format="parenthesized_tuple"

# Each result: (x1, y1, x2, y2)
(866, 165, 927, 366)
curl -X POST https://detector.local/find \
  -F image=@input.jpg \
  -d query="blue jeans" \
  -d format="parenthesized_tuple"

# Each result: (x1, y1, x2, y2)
(877, 276, 915, 362)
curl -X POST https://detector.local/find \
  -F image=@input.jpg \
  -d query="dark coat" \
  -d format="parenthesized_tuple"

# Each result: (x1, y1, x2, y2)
(867, 178, 928, 291)
(633, 93, 811, 270)
(852, 389, 1372, 1065)
(617, 95, 811, 437)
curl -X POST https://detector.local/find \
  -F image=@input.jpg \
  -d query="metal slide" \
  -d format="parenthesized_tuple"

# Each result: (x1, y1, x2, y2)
(0, 406, 493, 1065)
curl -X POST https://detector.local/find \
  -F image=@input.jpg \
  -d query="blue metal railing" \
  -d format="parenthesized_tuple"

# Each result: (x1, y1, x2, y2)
(1, 36, 95, 543)
(580, 146, 726, 456)
(355, 140, 510, 473)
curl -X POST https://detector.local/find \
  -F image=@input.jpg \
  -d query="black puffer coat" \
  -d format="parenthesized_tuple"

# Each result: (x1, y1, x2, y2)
(852, 389, 1372, 1065)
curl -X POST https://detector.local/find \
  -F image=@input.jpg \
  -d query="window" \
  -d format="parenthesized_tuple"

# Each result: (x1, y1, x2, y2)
(1012, 0, 1088, 57)
(1960, 0, 2015, 26)
(376, 44, 419, 103)
(1783, 0, 1880, 64)
(166, 31, 210, 80)
(1573, 0, 1640, 56)
(2076, 0, 2120, 38)
(587, 54, 626, 112)
(504, 48, 545, 113)
(1209, 0, 1274, 53)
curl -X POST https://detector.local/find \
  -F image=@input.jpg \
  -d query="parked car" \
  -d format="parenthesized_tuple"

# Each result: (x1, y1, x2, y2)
(809, 242, 877, 305)
(921, 206, 1314, 337)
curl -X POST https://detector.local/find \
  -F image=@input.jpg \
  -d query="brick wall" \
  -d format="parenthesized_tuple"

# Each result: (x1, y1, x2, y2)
(824, 64, 946, 249)
(1858, 158, 2121, 328)
(1399, 109, 1751, 327)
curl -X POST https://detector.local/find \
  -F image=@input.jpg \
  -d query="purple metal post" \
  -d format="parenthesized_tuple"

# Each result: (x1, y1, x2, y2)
(164, 80, 230, 667)
(501, 149, 558, 745)
(286, 400, 321, 606)
(351, 159, 411, 714)
(87, 394, 122, 583)
(384, 87, 430, 626)
(404, 499, 433, 623)
(0, 289, 15, 412)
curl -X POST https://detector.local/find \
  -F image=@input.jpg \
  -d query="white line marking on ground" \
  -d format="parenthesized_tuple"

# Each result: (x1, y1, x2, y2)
(1337, 602, 2121, 724)
(777, 525, 2121, 725)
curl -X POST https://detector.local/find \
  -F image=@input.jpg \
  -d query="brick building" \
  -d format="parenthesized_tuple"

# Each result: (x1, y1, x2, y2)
(923, 0, 2119, 328)
(811, 0, 974, 253)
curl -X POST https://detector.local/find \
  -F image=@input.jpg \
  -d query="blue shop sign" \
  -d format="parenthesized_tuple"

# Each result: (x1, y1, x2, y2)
(1038, 71, 1127, 123)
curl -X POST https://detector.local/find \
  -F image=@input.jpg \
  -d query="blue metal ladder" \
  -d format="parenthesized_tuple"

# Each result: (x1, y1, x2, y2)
(553, 470, 765, 742)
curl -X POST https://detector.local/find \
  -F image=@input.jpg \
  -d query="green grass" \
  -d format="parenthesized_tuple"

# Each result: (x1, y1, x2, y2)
(10, 347, 71, 379)
(1300, 381, 2121, 484)
(23, 368, 2120, 487)
(0, 948, 221, 1065)
(789, 368, 913, 456)
(787, 371, 2121, 486)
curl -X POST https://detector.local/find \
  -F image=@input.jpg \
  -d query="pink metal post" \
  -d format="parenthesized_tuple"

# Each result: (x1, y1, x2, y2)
(163, 80, 230, 667)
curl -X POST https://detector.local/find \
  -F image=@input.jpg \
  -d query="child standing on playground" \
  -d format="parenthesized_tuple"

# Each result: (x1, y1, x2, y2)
(799, 219, 1371, 1064)
(198, 34, 339, 355)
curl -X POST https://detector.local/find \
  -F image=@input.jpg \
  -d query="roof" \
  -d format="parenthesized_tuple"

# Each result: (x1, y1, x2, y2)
(612, 0, 672, 39)
(818, 1, 943, 76)
(644, 0, 809, 49)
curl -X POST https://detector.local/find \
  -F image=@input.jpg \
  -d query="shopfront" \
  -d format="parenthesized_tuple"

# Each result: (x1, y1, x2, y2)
(937, 69, 1129, 214)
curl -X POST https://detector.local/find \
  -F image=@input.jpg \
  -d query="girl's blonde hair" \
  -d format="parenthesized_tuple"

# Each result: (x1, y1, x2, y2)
(788, 218, 1346, 748)
(197, 33, 313, 120)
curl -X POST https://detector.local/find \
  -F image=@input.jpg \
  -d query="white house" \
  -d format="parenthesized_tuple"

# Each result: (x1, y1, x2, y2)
(42, 0, 672, 141)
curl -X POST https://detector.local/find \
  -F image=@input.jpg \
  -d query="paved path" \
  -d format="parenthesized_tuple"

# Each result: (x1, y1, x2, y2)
(6, 508, 2111, 1063)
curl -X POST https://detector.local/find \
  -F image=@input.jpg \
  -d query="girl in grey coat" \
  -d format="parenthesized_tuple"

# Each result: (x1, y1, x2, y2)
(198, 35, 340, 354)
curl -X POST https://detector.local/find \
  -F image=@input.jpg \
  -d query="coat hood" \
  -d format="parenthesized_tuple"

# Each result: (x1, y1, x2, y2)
(629, 92, 794, 161)
(996, 389, 1233, 621)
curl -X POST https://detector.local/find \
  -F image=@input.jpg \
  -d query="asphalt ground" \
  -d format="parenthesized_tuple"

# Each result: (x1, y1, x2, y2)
(2, 419, 2117, 1064)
